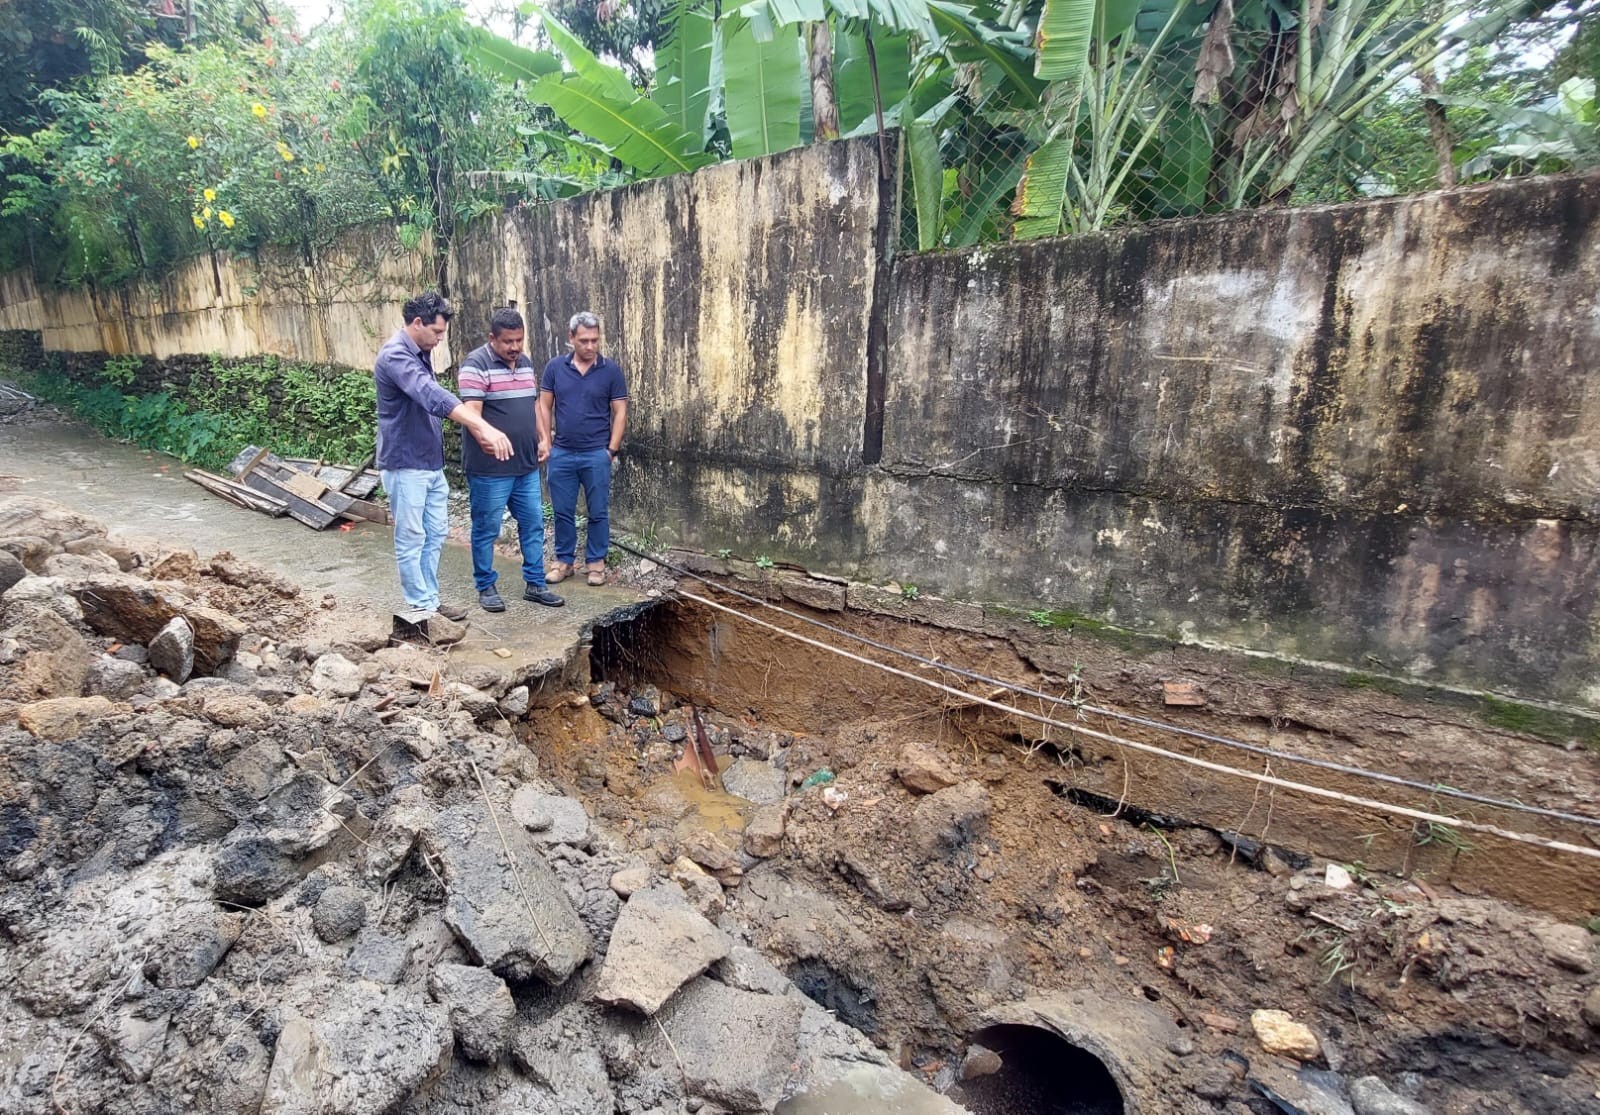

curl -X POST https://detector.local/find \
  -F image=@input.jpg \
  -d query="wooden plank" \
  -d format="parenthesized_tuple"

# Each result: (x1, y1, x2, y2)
(282, 470, 330, 501)
(338, 496, 390, 524)
(242, 471, 340, 529)
(185, 470, 290, 516)
(237, 445, 272, 482)
(335, 452, 376, 494)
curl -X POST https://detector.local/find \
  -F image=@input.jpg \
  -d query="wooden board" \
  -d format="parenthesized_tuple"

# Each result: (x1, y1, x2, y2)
(242, 471, 340, 529)
(185, 469, 290, 517)
(282, 470, 330, 501)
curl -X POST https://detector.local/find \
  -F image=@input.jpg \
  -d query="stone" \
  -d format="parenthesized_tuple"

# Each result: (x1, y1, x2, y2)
(426, 613, 468, 645)
(64, 572, 243, 672)
(345, 926, 409, 984)
(510, 787, 590, 846)
(312, 886, 368, 943)
(1532, 921, 1594, 974)
(200, 692, 272, 728)
(212, 832, 300, 907)
(442, 681, 496, 720)
(285, 693, 328, 716)
(258, 985, 451, 1115)
(147, 616, 196, 682)
(721, 757, 787, 805)
(682, 830, 743, 886)
(405, 716, 442, 760)
(2, 602, 94, 700)
(609, 866, 652, 897)
(961, 1044, 1003, 1080)
(0, 575, 83, 624)
(83, 655, 146, 700)
(661, 721, 687, 743)
(896, 741, 959, 795)
(910, 780, 991, 856)
(419, 803, 592, 984)
(1583, 986, 1600, 1029)
(671, 857, 726, 921)
(714, 945, 791, 996)
(148, 908, 242, 988)
(511, 1005, 613, 1114)
(0, 549, 25, 595)
(499, 684, 531, 718)
(17, 695, 116, 741)
(593, 884, 731, 1014)
(148, 549, 199, 580)
(310, 652, 363, 698)
(64, 535, 139, 571)
(744, 803, 787, 858)
(258, 771, 353, 856)
(95, 1006, 171, 1083)
(1324, 863, 1354, 890)
(652, 976, 805, 1112)
(429, 962, 516, 1063)
(628, 685, 660, 716)
(1251, 1009, 1323, 1062)
(44, 551, 121, 577)
(1350, 1076, 1432, 1115)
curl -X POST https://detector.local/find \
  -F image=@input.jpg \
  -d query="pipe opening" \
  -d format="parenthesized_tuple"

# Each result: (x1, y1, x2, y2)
(951, 1024, 1125, 1115)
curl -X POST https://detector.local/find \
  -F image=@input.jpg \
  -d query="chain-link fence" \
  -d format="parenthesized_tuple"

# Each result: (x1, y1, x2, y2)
(899, 0, 1599, 252)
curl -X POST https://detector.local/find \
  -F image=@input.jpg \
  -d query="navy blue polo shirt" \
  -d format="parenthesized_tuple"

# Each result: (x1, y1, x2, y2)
(540, 354, 629, 452)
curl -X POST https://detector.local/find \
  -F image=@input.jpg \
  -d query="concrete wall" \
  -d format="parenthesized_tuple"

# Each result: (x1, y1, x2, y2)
(3, 144, 1597, 706)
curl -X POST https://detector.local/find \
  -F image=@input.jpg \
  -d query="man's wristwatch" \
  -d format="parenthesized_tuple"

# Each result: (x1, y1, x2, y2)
(608, 447, 620, 460)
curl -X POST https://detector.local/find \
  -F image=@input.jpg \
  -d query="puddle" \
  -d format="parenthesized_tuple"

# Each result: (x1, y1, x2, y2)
(663, 755, 749, 835)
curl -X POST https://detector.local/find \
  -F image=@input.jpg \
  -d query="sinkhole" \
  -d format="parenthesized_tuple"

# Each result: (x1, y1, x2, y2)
(951, 1024, 1126, 1115)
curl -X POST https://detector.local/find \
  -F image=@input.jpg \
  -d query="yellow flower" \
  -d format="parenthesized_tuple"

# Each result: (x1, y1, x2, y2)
(201, 206, 213, 219)
(314, 163, 325, 173)
(202, 188, 216, 202)
(186, 135, 201, 149)
(281, 148, 294, 162)
(192, 214, 206, 229)
(217, 210, 235, 229)
(251, 103, 267, 118)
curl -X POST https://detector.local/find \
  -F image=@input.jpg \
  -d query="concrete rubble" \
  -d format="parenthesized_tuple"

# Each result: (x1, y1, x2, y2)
(0, 495, 952, 1115)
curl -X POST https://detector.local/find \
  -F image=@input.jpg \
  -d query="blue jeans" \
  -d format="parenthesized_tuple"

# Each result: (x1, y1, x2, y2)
(547, 446, 612, 566)
(381, 468, 449, 611)
(467, 471, 546, 593)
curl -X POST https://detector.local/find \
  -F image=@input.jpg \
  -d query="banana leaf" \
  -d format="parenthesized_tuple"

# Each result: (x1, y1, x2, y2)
(723, 19, 807, 157)
(526, 75, 715, 177)
(653, 0, 717, 142)
(929, 1, 1045, 105)
(1012, 131, 1072, 239)
(464, 27, 562, 83)
(835, 25, 912, 135)
(1034, 0, 1095, 82)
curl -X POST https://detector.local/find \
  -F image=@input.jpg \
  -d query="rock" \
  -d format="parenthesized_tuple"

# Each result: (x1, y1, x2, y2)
(510, 787, 590, 846)
(1324, 863, 1354, 890)
(2, 602, 94, 699)
(64, 535, 139, 571)
(212, 832, 300, 907)
(258, 771, 354, 856)
(64, 573, 243, 672)
(441, 680, 496, 720)
(714, 945, 791, 996)
(1350, 1076, 1432, 1115)
(17, 695, 116, 741)
(429, 963, 516, 1062)
(312, 886, 368, 943)
(200, 692, 272, 728)
(1532, 921, 1594, 974)
(499, 684, 531, 718)
(0, 575, 83, 625)
(147, 616, 195, 682)
(961, 1044, 1003, 1080)
(83, 655, 147, 699)
(593, 884, 731, 1014)
(511, 1005, 613, 1114)
(94, 1005, 171, 1083)
(721, 757, 787, 805)
(405, 716, 442, 760)
(149, 549, 199, 580)
(141, 677, 182, 700)
(310, 652, 363, 698)
(0, 549, 25, 595)
(897, 741, 959, 795)
(259, 986, 451, 1115)
(44, 551, 122, 577)
(681, 830, 743, 886)
(419, 803, 592, 984)
(285, 693, 328, 716)
(744, 803, 786, 858)
(1584, 986, 1600, 1029)
(427, 613, 468, 645)
(345, 926, 409, 984)
(651, 976, 805, 1112)
(628, 685, 660, 716)
(148, 908, 242, 988)
(910, 780, 991, 856)
(609, 866, 652, 897)
(671, 857, 727, 921)
(1248, 1062, 1352, 1115)
(661, 721, 687, 743)
(1188, 1063, 1238, 1101)
(1251, 1009, 1323, 1062)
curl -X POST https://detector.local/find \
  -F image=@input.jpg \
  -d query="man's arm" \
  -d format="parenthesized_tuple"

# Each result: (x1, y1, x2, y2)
(608, 398, 629, 457)
(449, 402, 512, 462)
(536, 377, 555, 464)
(382, 348, 512, 462)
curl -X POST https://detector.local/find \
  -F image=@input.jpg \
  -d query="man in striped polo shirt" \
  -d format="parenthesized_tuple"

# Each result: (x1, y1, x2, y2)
(457, 308, 565, 612)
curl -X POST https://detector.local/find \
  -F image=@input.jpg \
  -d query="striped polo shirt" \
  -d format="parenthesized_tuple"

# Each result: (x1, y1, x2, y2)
(457, 343, 540, 476)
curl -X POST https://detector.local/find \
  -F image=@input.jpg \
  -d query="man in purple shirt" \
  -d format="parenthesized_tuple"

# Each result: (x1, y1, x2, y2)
(375, 291, 513, 620)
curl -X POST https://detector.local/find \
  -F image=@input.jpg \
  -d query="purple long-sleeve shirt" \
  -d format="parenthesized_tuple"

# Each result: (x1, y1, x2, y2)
(374, 329, 461, 471)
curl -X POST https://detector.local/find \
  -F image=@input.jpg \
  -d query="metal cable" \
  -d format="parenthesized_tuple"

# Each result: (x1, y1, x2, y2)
(612, 538, 1600, 830)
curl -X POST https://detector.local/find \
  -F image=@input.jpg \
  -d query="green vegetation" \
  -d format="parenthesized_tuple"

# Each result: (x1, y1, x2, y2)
(1479, 693, 1600, 748)
(1027, 607, 1114, 633)
(755, 554, 775, 570)
(1340, 672, 1409, 697)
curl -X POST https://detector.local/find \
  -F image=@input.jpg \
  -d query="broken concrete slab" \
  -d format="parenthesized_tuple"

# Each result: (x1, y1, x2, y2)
(16, 695, 116, 742)
(510, 786, 591, 847)
(511, 1004, 614, 1115)
(721, 757, 787, 805)
(430, 962, 516, 1063)
(420, 802, 592, 984)
(593, 884, 730, 1015)
(649, 976, 805, 1112)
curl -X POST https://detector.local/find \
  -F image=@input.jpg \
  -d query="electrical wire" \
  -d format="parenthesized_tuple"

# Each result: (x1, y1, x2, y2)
(612, 538, 1600, 831)
(674, 588, 1600, 862)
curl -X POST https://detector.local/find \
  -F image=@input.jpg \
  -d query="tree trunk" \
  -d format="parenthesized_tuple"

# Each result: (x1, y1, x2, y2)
(809, 23, 840, 142)
(1419, 68, 1457, 189)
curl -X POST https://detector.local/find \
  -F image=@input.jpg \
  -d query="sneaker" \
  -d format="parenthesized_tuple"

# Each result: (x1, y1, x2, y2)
(524, 585, 567, 608)
(436, 603, 469, 622)
(478, 589, 506, 613)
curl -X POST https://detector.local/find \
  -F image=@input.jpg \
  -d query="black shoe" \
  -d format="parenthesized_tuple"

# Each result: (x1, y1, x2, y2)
(524, 585, 566, 608)
(436, 603, 469, 622)
(478, 589, 506, 613)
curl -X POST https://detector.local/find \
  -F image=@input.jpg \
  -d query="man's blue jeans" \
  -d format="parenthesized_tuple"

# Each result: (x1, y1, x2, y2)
(381, 467, 449, 611)
(546, 446, 612, 566)
(467, 471, 547, 593)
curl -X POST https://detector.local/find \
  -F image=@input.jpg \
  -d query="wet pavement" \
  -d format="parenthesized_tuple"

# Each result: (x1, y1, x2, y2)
(0, 410, 646, 669)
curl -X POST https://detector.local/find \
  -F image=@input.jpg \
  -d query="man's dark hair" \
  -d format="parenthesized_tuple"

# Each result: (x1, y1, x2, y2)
(489, 307, 525, 335)
(402, 291, 454, 326)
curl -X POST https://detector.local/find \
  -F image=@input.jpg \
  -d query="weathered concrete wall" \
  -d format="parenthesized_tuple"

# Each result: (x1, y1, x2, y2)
(7, 224, 433, 370)
(873, 174, 1600, 704)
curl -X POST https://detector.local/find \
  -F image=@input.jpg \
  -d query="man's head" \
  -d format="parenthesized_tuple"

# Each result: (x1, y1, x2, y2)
(568, 311, 601, 364)
(402, 291, 454, 352)
(488, 307, 525, 365)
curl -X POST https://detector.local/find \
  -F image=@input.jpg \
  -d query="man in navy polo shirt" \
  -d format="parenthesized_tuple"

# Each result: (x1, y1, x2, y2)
(537, 311, 629, 586)
(374, 291, 513, 620)
(458, 307, 566, 613)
